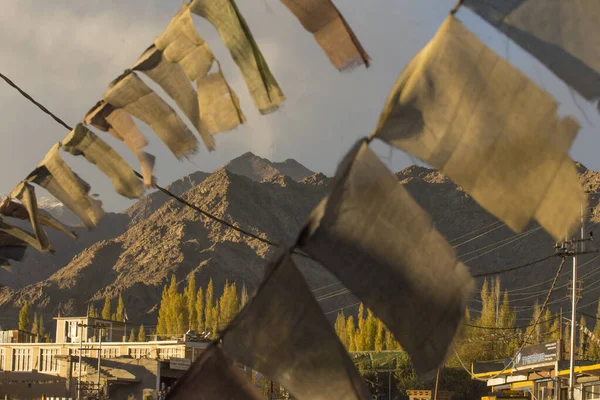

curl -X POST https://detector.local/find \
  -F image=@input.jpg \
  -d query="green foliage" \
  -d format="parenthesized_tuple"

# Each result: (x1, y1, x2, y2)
(591, 302, 600, 359)
(116, 294, 126, 322)
(184, 275, 197, 331)
(205, 279, 214, 333)
(155, 277, 247, 340)
(31, 312, 39, 335)
(101, 296, 112, 320)
(19, 301, 30, 331)
(334, 312, 348, 348)
(241, 283, 249, 307)
(579, 315, 588, 359)
(138, 325, 146, 342)
(88, 304, 98, 318)
(195, 287, 205, 332)
(128, 329, 136, 342)
(218, 282, 239, 330)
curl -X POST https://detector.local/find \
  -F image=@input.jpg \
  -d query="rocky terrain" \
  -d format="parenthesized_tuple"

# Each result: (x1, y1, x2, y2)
(1, 153, 600, 335)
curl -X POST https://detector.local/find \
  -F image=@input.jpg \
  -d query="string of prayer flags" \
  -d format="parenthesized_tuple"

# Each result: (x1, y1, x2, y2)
(221, 251, 370, 400)
(133, 45, 215, 151)
(297, 139, 474, 376)
(189, 0, 285, 114)
(155, 4, 245, 134)
(280, 0, 370, 70)
(166, 345, 263, 400)
(103, 71, 198, 159)
(62, 124, 144, 199)
(464, 0, 600, 112)
(26, 144, 104, 229)
(369, 16, 585, 241)
(84, 101, 156, 188)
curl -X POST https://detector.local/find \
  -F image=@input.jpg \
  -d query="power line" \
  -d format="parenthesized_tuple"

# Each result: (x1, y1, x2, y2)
(0, 71, 314, 260)
(472, 254, 556, 278)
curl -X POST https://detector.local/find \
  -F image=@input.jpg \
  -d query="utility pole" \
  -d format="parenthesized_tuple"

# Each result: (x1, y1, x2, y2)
(78, 323, 83, 400)
(98, 325, 103, 397)
(569, 205, 585, 400)
(434, 368, 441, 400)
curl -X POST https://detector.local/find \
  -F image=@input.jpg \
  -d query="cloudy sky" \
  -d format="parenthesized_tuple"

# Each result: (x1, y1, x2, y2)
(1, 0, 598, 212)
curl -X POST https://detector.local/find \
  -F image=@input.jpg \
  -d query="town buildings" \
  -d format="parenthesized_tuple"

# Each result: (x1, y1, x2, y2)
(0, 315, 212, 399)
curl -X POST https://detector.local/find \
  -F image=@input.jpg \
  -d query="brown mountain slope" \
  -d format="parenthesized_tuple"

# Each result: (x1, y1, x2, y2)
(0, 152, 312, 291)
(0, 168, 335, 327)
(2, 159, 599, 335)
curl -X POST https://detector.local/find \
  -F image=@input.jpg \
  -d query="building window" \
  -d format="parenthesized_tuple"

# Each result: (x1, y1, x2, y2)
(0, 348, 5, 370)
(585, 385, 600, 400)
(12, 348, 32, 371)
(101, 347, 120, 358)
(39, 348, 60, 373)
(66, 321, 81, 343)
(158, 347, 183, 360)
(129, 347, 152, 359)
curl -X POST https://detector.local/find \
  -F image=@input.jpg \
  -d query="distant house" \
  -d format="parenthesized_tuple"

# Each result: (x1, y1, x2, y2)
(0, 329, 38, 344)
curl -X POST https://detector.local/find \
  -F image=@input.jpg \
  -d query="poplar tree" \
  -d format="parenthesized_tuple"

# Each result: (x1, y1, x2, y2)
(241, 283, 249, 307)
(219, 282, 239, 329)
(184, 275, 197, 330)
(364, 309, 378, 350)
(38, 315, 45, 337)
(19, 301, 30, 331)
(334, 312, 348, 348)
(355, 304, 366, 351)
(102, 296, 112, 320)
(157, 286, 169, 336)
(205, 279, 214, 333)
(579, 316, 588, 359)
(195, 287, 205, 332)
(138, 325, 146, 342)
(591, 302, 600, 359)
(210, 303, 219, 338)
(116, 294, 126, 322)
(346, 316, 356, 352)
(375, 319, 386, 351)
(88, 304, 98, 318)
(128, 329, 136, 342)
(31, 312, 39, 335)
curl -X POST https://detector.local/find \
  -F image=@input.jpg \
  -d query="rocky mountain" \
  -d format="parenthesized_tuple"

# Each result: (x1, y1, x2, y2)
(224, 152, 314, 182)
(37, 197, 81, 227)
(1, 155, 599, 335)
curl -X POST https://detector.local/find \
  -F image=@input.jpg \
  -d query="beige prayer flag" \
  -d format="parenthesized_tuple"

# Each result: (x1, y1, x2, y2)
(0, 229, 28, 264)
(1, 183, 51, 253)
(166, 345, 263, 400)
(189, 0, 285, 114)
(155, 4, 245, 134)
(104, 71, 198, 159)
(0, 216, 48, 254)
(297, 140, 474, 376)
(133, 45, 215, 151)
(197, 72, 245, 134)
(464, 0, 600, 111)
(27, 144, 104, 228)
(370, 16, 585, 241)
(222, 251, 370, 400)
(280, 0, 369, 70)
(62, 124, 144, 199)
(0, 194, 76, 241)
(84, 101, 155, 188)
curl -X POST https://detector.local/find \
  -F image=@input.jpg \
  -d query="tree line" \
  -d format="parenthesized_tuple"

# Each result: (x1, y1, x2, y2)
(155, 274, 249, 338)
(17, 301, 49, 341)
